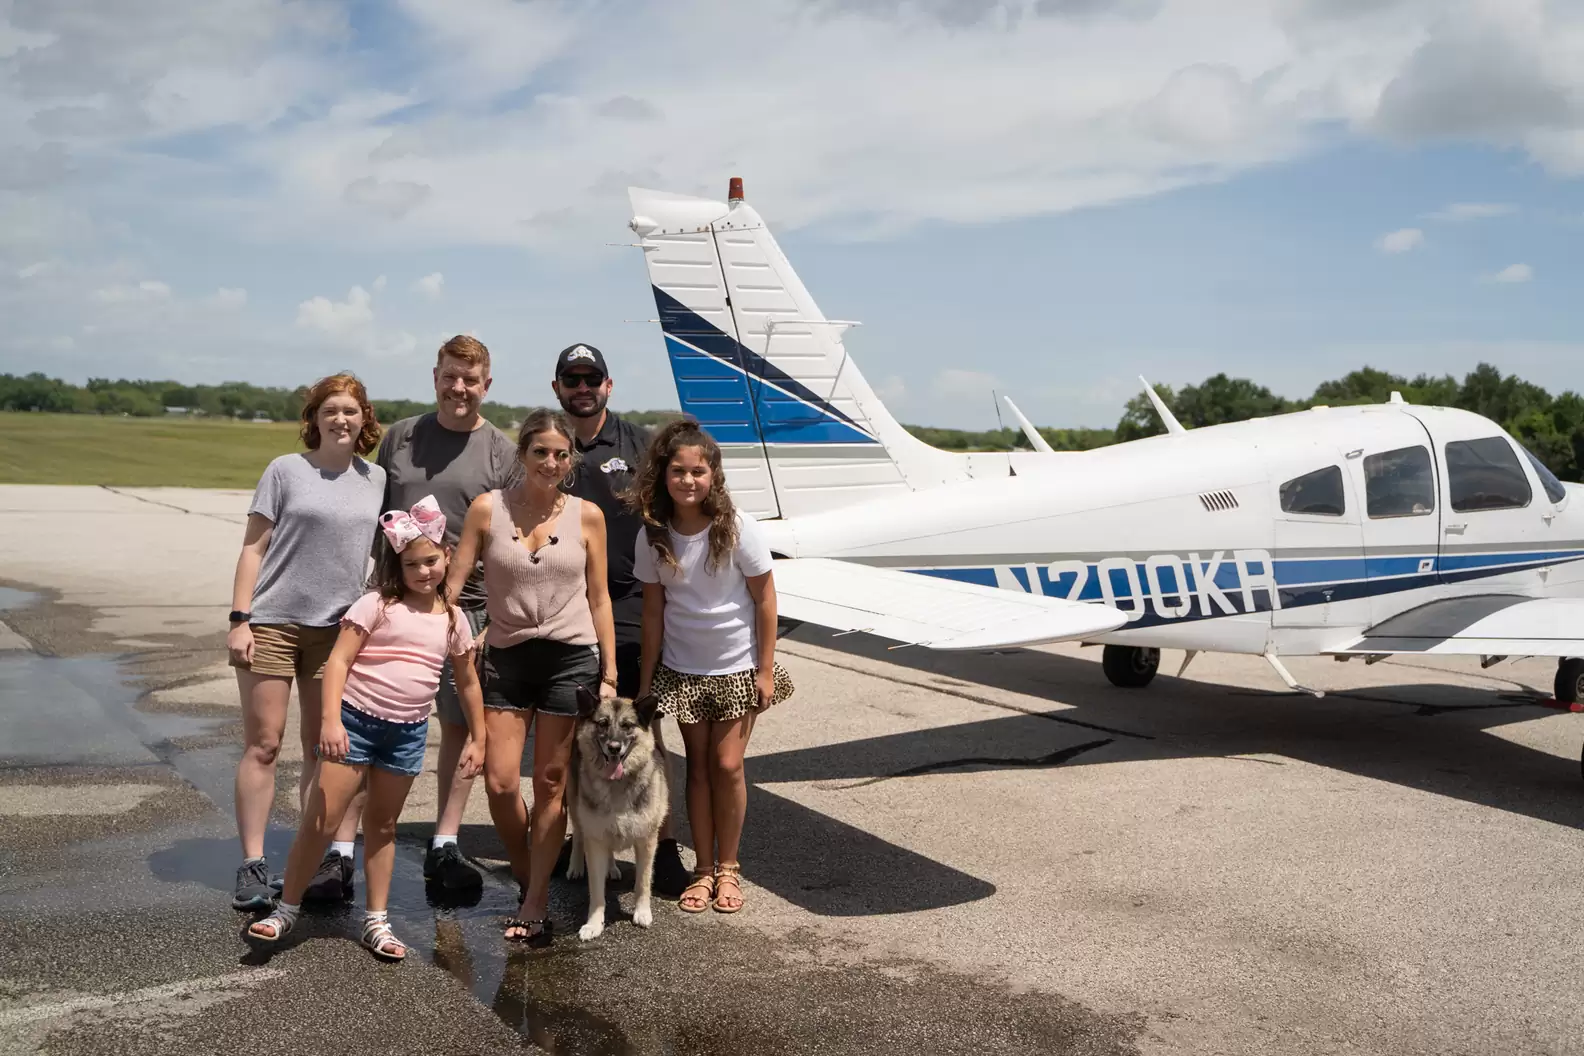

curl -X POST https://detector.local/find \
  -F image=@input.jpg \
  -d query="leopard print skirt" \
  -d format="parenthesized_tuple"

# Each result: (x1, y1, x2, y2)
(651, 662, 794, 724)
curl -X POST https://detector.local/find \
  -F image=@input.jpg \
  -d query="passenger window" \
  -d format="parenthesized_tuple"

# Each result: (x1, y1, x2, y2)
(1364, 446, 1435, 519)
(1280, 466, 1344, 516)
(1521, 445, 1568, 505)
(1447, 437, 1532, 512)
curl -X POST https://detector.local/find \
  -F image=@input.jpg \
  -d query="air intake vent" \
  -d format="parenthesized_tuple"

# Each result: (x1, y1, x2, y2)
(1199, 490, 1239, 512)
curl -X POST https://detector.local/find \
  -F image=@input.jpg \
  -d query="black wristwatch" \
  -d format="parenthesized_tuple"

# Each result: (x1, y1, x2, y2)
(228, 610, 252, 625)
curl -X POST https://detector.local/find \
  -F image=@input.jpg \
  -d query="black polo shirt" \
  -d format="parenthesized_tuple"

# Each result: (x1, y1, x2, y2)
(563, 410, 651, 646)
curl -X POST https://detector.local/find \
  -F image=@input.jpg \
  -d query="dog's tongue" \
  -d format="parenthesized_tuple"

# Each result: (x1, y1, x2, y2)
(604, 759, 625, 781)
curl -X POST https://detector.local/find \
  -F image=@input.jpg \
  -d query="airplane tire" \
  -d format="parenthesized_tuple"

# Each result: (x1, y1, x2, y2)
(1556, 658, 1584, 706)
(1103, 645, 1160, 689)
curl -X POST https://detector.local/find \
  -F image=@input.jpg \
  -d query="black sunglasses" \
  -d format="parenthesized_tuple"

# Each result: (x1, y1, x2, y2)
(559, 372, 605, 389)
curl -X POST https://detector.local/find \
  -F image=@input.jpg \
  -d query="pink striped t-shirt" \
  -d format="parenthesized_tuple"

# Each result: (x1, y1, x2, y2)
(340, 591, 474, 724)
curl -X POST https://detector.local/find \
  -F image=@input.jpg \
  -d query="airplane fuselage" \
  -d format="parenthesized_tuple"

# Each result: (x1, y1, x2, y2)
(763, 402, 1584, 658)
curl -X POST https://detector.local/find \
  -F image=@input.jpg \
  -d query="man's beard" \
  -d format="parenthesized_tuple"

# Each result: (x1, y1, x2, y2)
(560, 391, 608, 419)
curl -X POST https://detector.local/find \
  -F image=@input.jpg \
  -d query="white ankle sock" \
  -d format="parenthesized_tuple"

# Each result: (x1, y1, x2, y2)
(431, 834, 458, 850)
(330, 841, 355, 859)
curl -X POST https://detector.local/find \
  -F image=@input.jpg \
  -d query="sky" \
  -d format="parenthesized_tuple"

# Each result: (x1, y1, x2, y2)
(0, 0, 1580, 429)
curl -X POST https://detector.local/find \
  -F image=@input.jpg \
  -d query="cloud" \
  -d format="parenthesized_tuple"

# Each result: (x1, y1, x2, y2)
(17, 261, 56, 279)
(295, 281, 417, 358)
(344, 177, 432, 218)
(1487, 263, 1533, 284)
(207, 287, 248, 309)
(1376, 227, 1423, 254)
(1427, 202, 1517, 222)
(372, 275, 388, 293)
(595, 96, 663, 122)
(297, 285, 375, 338)
(93, 280, 172, 303)
(412, 272, 444, 298)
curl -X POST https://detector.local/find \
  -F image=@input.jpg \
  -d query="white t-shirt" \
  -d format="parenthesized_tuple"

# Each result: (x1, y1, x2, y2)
(632, 511, 774, 675)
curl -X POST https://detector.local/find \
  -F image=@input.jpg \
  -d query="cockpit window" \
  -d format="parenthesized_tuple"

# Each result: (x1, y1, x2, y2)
(1446, 437, 1532, 512)
(1520, 445, 1568, 505)
(1280, 465, 1344, 516)
(1364, 446, 1435, 519)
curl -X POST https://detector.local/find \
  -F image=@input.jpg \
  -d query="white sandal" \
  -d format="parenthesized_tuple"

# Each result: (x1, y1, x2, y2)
(361, 913, 406, 962)
(246, 905, 298, 944)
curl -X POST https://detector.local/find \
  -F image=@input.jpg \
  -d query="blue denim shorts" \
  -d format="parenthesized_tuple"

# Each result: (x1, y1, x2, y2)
(327, 702, 428, 777)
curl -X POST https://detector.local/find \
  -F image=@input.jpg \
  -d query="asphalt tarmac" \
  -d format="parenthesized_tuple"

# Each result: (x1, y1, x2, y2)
(3, 486, 1584, 1055)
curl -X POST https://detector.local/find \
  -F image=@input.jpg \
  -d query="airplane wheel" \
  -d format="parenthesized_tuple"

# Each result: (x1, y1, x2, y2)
(1103, 645, 1160, 689)
(1556, 658, 1584, 706)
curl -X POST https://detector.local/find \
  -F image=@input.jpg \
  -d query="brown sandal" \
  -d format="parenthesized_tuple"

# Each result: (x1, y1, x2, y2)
(713, 863, 744, 914)
(678, 871, 715, 914)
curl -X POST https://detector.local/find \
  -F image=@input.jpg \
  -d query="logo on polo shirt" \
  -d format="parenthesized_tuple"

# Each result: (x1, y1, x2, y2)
(601, 457, 629, 474)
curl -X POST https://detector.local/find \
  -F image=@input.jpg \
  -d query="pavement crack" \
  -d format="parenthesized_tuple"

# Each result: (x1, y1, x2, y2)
(839, 737, 1114, 788)
(98, 485, 243, 524)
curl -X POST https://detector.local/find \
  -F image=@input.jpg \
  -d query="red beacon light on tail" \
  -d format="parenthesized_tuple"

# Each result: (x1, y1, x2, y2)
(728, 176, 744, 203)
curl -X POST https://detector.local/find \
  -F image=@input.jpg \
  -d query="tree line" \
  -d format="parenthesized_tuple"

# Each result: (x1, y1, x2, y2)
(0, 374, 678, 432)
(3, 362, 1579, 480)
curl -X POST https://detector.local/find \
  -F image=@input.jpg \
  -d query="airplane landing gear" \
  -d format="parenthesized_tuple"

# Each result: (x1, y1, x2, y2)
(1558, 659, 1584, 782)
(1103, 645, 1160, 689)
(1555, 657, 1583, 707)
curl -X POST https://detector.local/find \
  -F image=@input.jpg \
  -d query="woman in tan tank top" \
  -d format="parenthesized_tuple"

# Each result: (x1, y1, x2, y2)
(447, 409, 617, 945)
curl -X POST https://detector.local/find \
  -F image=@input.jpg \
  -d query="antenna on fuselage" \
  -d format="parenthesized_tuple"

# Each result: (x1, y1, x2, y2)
(1139, 376, 1186, 436)
(1001, 396, 1054, 453)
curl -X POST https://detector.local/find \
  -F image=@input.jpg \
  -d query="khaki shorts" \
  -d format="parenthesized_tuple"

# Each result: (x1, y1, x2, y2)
(232, 622, 340, 681)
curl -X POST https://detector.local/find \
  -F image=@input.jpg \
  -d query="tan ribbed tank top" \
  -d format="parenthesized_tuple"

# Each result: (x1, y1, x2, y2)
(481, 491, 596, 648)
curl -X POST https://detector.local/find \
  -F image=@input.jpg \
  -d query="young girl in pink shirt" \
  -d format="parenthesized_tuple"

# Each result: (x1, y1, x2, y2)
(246, 496, 486, 961)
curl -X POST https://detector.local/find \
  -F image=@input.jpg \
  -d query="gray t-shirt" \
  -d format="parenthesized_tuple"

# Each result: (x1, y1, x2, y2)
(376, 413, 522, 609)
(248, 453, 386, 627)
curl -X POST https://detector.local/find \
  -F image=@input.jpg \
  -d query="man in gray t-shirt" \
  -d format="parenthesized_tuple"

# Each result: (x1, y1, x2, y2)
(319, 336, 521, 899)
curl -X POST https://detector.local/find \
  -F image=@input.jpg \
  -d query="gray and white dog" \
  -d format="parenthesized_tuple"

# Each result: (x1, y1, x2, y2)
(566, 685, 668, 941)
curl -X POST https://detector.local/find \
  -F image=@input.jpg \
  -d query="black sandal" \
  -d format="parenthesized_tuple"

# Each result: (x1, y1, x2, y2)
(504, 917, 553, 947)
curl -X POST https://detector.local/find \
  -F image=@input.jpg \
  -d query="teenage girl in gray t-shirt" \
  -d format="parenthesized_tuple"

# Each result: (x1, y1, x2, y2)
(226, 374, 386, 913)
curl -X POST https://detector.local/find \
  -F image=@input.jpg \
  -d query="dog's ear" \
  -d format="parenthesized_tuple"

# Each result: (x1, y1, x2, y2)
(576, 683, 601, 719)
(632, 692, 661, 727)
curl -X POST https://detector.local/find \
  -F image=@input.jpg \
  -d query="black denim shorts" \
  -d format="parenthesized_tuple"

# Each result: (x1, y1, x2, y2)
(481, 638, 600, 718)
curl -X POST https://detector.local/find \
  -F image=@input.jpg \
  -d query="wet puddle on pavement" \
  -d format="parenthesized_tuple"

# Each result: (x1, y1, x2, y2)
(0, 585, 39, 612)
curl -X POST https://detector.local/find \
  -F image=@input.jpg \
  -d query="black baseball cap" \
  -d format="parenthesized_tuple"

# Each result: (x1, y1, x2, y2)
(555, 343, 608, 377)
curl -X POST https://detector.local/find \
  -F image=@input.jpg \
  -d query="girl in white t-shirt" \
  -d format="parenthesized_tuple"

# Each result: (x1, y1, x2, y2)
(632, 421, 793, 915)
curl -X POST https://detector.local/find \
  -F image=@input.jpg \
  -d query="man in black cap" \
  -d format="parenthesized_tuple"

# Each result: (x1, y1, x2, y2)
(553, 342, 690, 898)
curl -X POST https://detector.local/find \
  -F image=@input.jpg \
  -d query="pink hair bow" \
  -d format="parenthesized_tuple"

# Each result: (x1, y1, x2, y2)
(380, 495, 446, 552)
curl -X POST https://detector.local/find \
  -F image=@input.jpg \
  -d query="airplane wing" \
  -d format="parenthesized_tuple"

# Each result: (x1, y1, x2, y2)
(1331, 595, 1584, 656)
(771, 557, 1128, 650)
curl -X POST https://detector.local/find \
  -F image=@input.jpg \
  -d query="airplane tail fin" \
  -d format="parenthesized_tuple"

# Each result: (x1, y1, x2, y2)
(628, 180, 973, 519)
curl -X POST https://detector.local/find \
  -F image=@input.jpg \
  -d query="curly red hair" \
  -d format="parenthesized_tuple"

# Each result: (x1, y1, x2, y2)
(299, 373, 381, 455)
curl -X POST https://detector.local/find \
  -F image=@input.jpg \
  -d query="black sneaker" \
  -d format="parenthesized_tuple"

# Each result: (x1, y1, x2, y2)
(232, 858, 276, 912)
(423, 843, 483, 892)
(651, 839, 691, 899)
(303, 850, 354, 903)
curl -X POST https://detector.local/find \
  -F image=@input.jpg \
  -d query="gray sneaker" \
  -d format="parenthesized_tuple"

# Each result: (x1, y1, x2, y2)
(304, 850, 354, 903)
(232, 858, 276, 912)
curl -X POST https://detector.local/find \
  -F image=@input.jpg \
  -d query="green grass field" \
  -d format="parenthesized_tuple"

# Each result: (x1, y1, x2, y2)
(0, 413, 305, 488)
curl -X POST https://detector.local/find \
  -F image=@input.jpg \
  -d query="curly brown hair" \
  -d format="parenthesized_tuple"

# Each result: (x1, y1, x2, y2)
(299, 373, 381, 455)
(628, 419, 737, 573)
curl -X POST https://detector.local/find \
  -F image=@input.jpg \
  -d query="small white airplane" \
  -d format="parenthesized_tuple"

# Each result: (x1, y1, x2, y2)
(625, 179, 1584, 765)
